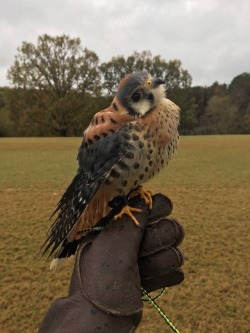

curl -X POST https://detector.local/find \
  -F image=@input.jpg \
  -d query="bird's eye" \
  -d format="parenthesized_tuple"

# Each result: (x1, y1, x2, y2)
(131, 92, 141, 103)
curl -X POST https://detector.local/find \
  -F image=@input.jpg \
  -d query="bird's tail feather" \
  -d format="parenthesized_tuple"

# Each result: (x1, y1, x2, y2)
(41, 171, 106, 259)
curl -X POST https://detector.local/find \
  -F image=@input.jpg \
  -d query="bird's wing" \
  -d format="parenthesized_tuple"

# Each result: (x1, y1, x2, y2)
(42, 108, 134, 257)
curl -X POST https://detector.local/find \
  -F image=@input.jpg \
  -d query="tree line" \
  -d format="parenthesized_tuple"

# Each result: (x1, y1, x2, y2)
(0, 34, 249, 137)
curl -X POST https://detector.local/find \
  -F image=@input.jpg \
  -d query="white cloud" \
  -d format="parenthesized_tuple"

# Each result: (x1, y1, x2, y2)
(0, 0, 249, 87)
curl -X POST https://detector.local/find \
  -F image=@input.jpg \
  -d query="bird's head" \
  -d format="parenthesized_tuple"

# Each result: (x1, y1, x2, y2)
(115, 71, 166, 117)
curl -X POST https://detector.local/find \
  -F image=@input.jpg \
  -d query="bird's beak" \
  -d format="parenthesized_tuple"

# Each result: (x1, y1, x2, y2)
(152, 77, 165, 88)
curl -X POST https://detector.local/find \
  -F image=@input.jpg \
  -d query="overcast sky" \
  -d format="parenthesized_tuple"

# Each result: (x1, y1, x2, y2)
(1, 0, 249, 87)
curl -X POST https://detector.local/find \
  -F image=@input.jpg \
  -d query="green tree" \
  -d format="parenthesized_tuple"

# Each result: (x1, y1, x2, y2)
(204, 95, 237, 134)
(189, 86, 213, 128)
(228, 73, 250, 133)
(189, 82, 230, 134)
(0, 88, 15, 136)
(0, 108, 15, 137)
(167, 87, 197, 134)
(7, 34, 101, 136)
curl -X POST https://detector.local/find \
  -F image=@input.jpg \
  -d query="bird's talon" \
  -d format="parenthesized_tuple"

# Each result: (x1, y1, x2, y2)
(114, 205, 142, 226)
(130, 187, 153, 209)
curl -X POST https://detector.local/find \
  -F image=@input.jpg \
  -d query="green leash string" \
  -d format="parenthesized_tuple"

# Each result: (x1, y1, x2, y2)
(141, 287, 166, 302)
(78, 227, 181, 333)
(141, 287, 181, 333)
(77, 226, 105, 234)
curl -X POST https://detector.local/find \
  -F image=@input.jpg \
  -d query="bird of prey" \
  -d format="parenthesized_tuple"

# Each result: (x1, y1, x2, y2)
(43, 71, 180, 269)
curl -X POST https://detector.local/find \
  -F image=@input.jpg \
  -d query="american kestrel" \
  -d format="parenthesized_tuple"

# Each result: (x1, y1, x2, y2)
(43, 71, 180, 268)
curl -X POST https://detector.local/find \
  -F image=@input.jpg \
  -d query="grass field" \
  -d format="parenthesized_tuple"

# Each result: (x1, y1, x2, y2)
(0, 135, 249, 333)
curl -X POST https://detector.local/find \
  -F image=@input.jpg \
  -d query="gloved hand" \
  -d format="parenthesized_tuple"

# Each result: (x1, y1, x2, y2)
(39, 193, 184, 333)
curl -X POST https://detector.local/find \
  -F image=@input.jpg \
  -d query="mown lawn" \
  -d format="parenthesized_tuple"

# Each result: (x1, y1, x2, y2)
(0, 136, 249, 333)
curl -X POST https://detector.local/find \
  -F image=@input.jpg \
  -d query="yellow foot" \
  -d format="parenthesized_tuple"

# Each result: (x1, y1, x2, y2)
(130, 187, 153, 209)
(114, 205, 142, 226)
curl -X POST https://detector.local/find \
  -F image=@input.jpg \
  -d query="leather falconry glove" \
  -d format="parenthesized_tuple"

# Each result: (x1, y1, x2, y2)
(39, 193, 184, 333)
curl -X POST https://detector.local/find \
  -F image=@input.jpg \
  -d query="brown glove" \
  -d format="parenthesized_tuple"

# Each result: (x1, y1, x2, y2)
(39, 193, 184, 333)
(139, 193, 184, 292)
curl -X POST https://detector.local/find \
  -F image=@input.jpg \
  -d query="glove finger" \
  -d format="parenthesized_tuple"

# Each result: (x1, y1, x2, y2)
(139, 247, 184, 277)
(147, 193, 173, 221)
(141, 268, 184, 292)
(139, 247, 184, 292)
(139, 218, 184, 257)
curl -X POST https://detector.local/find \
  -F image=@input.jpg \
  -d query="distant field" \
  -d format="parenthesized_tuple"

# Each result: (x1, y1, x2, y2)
(0, 136, 249, 333)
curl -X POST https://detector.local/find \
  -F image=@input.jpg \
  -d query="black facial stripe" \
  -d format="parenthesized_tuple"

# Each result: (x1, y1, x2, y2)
(147, 92, 154, 102)
(126, 105, 138, 116)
